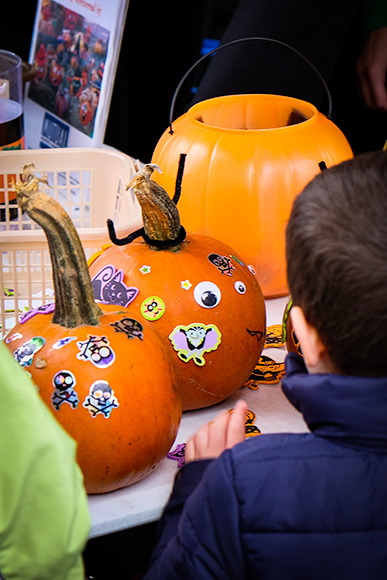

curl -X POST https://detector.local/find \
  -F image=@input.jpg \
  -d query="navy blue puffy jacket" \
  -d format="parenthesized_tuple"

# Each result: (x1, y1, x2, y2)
(145, 353, 387, 580)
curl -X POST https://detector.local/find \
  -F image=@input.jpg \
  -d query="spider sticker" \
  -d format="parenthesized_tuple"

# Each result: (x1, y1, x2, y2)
(83, 380, 119, 418)
(169, 323, 221, 366)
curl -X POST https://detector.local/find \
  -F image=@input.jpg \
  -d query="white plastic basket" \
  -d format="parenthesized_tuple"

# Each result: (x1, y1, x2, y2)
(0, 148, 143, 338)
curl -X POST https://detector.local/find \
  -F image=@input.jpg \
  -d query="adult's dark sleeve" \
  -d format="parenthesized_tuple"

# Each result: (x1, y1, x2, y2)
(192, 0, 362, 109)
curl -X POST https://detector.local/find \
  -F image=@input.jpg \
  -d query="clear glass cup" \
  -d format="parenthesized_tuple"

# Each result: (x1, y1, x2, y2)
(0, 49, 25, 220)
(0, 49, 24, 151)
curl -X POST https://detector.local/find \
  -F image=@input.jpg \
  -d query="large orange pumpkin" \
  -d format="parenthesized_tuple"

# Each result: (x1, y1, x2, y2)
(88, 163, 266, 411)
(5, 166, 182, 494)
(151, 93, 353, 297)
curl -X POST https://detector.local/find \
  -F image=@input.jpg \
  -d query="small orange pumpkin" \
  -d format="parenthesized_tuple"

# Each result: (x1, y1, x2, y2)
(151, 93, 353, 297)
(282, 297, 302, 356)
(88, 163, 266, 411)
(5, 166, 181, 494)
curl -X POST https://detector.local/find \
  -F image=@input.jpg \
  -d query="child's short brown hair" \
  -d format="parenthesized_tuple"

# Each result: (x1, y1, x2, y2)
(286, 150, 387, 377)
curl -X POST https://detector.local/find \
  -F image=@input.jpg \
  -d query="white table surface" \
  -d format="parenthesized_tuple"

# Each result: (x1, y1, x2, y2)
(88, 296, 308, 538)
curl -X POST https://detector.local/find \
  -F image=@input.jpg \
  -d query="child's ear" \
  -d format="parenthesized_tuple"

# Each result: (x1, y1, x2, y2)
(290, 306, 330, 372)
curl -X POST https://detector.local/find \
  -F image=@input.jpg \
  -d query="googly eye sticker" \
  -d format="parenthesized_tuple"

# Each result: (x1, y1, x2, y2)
(194, 281, 221, 308)
(141, 296, 166, 321)
(234, 281, 246, 294)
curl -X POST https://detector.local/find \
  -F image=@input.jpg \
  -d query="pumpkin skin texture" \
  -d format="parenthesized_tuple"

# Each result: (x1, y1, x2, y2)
(7, 305, 181, 494)
(282, 298, 302, 356)
(151, 94, 353, 298)
(89, 232, 266, 411)
(5, 168, 182, 494)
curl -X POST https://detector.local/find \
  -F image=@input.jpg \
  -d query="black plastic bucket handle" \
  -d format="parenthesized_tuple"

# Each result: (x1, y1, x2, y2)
(169, 36, 333, 135)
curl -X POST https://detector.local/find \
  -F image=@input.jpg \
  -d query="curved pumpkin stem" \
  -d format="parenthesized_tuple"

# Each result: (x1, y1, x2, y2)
(14, 164, 103, 328)
(126, 163, 183, 251)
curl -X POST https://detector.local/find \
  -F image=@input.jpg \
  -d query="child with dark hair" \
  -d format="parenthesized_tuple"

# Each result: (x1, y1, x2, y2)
(286, 150, 387, 377)
(143, 150, 387, 580)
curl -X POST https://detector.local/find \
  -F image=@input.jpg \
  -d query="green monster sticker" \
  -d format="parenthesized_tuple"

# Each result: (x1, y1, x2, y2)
(13, 336, 45, 367)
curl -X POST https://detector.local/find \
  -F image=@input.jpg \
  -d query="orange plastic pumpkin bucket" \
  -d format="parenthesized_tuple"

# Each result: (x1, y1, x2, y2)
(151, 38, 353, 297)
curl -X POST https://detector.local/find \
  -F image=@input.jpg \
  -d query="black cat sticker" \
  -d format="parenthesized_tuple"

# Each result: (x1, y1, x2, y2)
(91, 265, 139, 307)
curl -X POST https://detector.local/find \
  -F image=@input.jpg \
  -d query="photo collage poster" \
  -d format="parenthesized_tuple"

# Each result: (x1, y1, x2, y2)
(24, 0, 129, 148)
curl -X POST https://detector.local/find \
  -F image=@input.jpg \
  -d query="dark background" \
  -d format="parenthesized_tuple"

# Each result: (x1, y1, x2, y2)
(6, 0, 387, 164)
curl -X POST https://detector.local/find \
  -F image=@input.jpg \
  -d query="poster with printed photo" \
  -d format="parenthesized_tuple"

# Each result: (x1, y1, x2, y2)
(24, 0, 129, 148)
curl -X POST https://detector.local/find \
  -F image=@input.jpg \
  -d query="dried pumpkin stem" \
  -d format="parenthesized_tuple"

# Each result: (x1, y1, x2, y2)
(127, 163, 181, 250)
(14, 164, 103, 328)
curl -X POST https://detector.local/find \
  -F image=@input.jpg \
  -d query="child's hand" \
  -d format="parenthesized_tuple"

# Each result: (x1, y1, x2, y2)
(185, 399, 248, 463)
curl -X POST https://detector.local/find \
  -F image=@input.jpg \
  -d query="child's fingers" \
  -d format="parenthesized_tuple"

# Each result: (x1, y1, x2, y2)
(185, 401, 248, 463)
(185, 411, 230, 462)
(185, 423, 209, 462)
(226, 399, 248, 448)
(207, 410, 231, 453)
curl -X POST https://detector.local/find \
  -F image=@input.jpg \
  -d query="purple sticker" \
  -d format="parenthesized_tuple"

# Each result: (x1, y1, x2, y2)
(167, 443, 186, 468)
(19, 302, 55, 324)
(169, 323, 222, 366)
(91, 265, 139, 307)
(52, 336, 77, 350)
(76, 334, 115, 368)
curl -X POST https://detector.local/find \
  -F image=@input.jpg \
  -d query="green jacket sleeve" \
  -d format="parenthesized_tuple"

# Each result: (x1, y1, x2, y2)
(0, 342, 90, 580)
